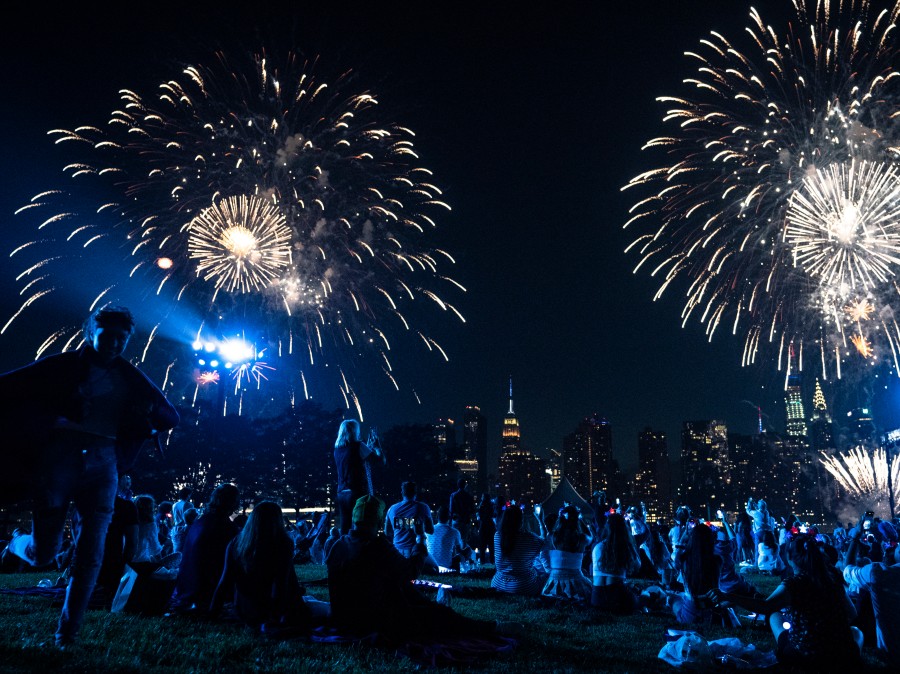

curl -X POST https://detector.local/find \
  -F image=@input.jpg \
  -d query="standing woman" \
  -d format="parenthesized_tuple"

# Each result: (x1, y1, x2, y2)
(333, 419, 386, 535)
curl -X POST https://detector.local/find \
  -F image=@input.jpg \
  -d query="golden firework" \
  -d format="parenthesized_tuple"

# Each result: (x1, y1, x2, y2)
(843, 298, 876, 323)
(187, 195, 292, 293)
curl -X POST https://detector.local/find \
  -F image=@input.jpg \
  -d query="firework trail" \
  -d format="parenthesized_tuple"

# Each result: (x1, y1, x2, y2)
(7, 50, 463, 409)
(820, 446, 900, 514)
(624, 0, 900, 380)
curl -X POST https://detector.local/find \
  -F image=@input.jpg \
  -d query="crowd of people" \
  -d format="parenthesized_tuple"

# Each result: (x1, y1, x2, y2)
(1, 306, 899, 668)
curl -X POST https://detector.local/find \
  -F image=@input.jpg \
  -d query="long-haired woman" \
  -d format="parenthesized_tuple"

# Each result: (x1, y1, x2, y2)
(671, 523, 721, 624)
(591, 513, 641, 613)
(491, 503, 549, 596)
(542, 505, 592, 602)
(333, 420, 386, 535)
(132, 494, 181, 567)
(211, 501, 324, 631)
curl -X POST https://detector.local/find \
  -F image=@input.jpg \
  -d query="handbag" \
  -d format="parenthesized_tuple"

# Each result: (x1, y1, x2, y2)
(110, 562, 176, 615)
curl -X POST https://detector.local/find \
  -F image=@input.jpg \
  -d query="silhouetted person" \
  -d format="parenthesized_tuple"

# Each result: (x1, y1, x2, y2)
(327, 495, 509, 641)
(449, 478, 475, 544)
(170, 483, 240, 614)
(210, 501, 315, 632)
(0, 304, 178, 647)
(333, 419, 386, 535)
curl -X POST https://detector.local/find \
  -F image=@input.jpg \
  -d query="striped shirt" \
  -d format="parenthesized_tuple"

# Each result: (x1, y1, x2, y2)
(491, 530, 550, 595)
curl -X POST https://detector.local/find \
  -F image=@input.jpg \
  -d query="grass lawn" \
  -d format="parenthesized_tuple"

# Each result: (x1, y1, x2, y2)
(0, 565, 890, 673)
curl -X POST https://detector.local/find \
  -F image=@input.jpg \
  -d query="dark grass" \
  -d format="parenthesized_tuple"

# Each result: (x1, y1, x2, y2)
(0, 567, 890, 673)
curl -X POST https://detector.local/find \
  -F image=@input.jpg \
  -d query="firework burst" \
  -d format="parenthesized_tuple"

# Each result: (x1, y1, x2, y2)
(624, 0, 900, 379)
(7, 50, 463, 409)
(187, 195, 292, 294)
(820, 446, 900, 514)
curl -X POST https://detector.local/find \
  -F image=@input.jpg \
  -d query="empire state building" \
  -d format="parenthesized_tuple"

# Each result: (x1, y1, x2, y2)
(501, 377, 521, 453)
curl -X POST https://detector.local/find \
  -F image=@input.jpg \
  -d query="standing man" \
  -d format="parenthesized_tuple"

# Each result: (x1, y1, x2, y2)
(449, 478, 475, 545)
(385, 482, 434, 557)
(1, 305, 179, 647)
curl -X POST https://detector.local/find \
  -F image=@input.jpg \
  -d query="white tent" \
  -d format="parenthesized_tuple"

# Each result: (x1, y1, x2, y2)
(540, 477, 592, 517)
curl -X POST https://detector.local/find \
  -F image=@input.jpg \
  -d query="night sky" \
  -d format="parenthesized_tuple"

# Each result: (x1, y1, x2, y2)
(3, 1, 900, 473)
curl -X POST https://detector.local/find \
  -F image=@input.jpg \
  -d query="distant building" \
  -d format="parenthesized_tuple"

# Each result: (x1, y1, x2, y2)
(547, 449, 563, 493)
(808, 379, 834, 452)
(680, 420, 730, 515)
(501, 377, 521, 454)
(784, 346, 807, 438)
(496, 378, 549, 503)
(433, 417, 457, 454)
(498, 449, 550, 505)
(634, 427, 671, 522)
(462, 405, 488, 492)
(562, 414, 616, 499)
(847, 407, 877, 444)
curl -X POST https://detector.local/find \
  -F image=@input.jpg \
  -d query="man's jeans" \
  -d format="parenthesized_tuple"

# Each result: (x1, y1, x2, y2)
(18, 430, 117, 643)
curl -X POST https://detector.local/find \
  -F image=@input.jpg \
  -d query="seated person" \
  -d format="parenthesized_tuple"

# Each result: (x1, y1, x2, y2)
(385, 482, 434, 557)
(426, 506, 469, 571)
(592, 513, 641, 614)
(757, 530, 785, 575)
(671, 524, 722, 625)
(327, 495, 517, 641)
(714, 511, 762, 600)
(843, 513, 900, 668)
(710, 534, 863, 670)
(211, 501, 326, 631)
(491, 502, 549, 596)
(543, 505, 592, 602)
(132, 494, 181, 567)
(170, 483, 239, 613)
(95, 487, 139, 600)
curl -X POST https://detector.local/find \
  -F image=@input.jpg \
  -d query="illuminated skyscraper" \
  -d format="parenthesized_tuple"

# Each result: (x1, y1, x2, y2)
(562, 414, 614, 499)
(497, 378, 549, 502)
(433, 418, 457, 451)
(808, 379, 834, 452)
(501, 377, 521, 454)
(462, 406, 488, 491)
(498, 449, 550, 505)
(680, 420, 729, 514)
(784, 346, 808, 438)
(635, 427, 671, 521)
